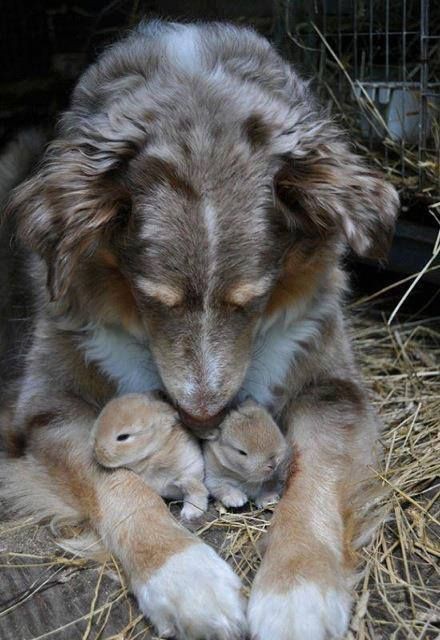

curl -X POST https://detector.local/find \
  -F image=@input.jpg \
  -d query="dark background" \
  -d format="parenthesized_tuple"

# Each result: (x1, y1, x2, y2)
(0, 0, 275, 137)
(1, 0, 438, 315)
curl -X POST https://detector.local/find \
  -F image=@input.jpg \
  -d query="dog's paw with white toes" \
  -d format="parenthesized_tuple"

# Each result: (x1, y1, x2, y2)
(134, 543, 246, 639)
(248, 581, 352, 640)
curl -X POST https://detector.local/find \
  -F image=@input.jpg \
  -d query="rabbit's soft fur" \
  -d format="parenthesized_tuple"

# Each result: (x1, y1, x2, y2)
(92, 393, 208, 521)
(93, 395, 287, 514)
(204, 400, 288, 508)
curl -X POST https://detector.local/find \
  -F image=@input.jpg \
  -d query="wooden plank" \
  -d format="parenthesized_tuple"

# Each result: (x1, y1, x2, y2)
(0, 514, 153, 640)
(0, 502, 241, 640)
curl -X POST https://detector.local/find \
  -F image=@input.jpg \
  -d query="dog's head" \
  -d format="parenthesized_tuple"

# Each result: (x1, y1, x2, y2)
(7, 23, 399, 429)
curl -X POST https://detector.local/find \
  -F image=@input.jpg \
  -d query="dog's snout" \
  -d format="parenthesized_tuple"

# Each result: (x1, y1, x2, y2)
(178, 407, 226, 433)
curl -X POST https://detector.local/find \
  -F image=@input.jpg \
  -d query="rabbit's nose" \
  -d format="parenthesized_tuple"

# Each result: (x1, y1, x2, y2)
(94, 446, 111, 466)
(264, 456, 279, 472)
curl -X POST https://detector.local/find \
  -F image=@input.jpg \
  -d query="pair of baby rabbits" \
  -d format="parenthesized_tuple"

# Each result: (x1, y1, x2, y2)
(92, 393, 288, 521)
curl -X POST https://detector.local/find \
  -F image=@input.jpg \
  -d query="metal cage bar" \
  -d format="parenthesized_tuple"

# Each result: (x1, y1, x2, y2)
(279, 0, 440, 201)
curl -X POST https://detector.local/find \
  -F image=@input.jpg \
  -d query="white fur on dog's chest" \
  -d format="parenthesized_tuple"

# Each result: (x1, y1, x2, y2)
(81, 326, 163, 395)
(82, 306, 325, 404)
(239, 303, 329, 407)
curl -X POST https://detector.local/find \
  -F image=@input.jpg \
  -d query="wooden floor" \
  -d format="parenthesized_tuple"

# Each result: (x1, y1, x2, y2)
(0, 502, 240, 640)
(0, 512, 154, 639)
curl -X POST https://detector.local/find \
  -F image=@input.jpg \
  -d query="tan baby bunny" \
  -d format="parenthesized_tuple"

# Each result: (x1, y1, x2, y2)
(92, 393, 208, 521)
(203, 400, 288, 509)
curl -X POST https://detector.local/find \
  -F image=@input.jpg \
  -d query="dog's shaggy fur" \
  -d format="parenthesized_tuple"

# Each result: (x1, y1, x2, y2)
(0, 21, 399, 639)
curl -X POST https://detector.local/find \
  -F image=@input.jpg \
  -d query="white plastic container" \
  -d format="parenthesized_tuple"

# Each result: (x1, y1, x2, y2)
(354, 81, 439, 145)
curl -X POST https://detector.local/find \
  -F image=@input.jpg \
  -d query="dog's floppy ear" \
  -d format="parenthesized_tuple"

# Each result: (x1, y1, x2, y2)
(5, 124, 133, 300)
(274, 131, 400, 259)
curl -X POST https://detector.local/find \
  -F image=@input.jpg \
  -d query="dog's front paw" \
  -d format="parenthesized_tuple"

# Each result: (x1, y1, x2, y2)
(134, 543, 246, 639)
(248, 581, 351, 640)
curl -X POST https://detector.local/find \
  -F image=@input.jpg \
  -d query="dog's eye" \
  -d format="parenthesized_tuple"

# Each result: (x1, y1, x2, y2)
(228, 302, 247, 314)
(224, 299, 257, 316)
(237, 448, 248, 456)
(224, 278, 272, 310)
(116, 433, 131, 441)
(137, 278, 184, 309)
(224, 296, 266, 316)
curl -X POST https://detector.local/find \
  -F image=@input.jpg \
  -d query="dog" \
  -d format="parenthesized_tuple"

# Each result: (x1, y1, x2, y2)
(0, 21, 399, 640)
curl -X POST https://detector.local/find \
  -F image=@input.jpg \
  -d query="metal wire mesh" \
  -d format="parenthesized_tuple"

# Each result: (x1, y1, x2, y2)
(275, 0, 440, 202)
(0, 0, 275, 143)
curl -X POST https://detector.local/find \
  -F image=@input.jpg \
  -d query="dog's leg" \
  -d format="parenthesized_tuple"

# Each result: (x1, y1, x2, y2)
(248, 381, 381, 640)
(11, 410, 246, 639)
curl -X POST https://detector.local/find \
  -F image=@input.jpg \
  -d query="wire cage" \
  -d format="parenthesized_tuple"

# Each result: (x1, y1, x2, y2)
(274, 0, 440, 204)
(2, 0, 439, 207)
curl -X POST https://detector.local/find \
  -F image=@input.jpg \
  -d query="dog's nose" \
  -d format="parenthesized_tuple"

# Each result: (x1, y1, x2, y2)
(178, 408, 226, 435)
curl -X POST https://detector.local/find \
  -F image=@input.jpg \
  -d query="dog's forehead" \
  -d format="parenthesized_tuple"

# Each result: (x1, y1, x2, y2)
(129, 139, 279, 288)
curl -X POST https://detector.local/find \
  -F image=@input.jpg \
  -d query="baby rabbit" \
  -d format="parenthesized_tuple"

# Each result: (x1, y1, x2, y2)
(92, 393, 208, 521)
(203, 400, 288, 509)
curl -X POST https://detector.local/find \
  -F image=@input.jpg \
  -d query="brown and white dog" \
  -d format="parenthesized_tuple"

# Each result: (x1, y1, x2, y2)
(0, 21, 399, 640)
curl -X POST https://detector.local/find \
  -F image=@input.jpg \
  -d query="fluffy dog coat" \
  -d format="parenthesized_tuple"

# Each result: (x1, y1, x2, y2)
(0, 21, 399, 640)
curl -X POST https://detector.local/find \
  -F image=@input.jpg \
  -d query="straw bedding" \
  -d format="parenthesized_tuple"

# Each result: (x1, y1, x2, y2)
(0, 297, 438, 640)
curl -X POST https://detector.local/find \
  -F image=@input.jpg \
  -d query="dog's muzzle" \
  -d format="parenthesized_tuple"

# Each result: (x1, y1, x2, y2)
(178, 407, 226, 439)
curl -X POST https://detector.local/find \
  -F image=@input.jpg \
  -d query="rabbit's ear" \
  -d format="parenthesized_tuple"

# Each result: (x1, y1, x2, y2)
(203, 428, 221, 442)
(239, 398, 259, 410)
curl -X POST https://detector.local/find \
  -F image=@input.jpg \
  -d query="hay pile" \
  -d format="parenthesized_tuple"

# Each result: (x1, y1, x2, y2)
(346, 307, 439, 639)
(0, 296, 439, 639)
(198, 302, 440, 640)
